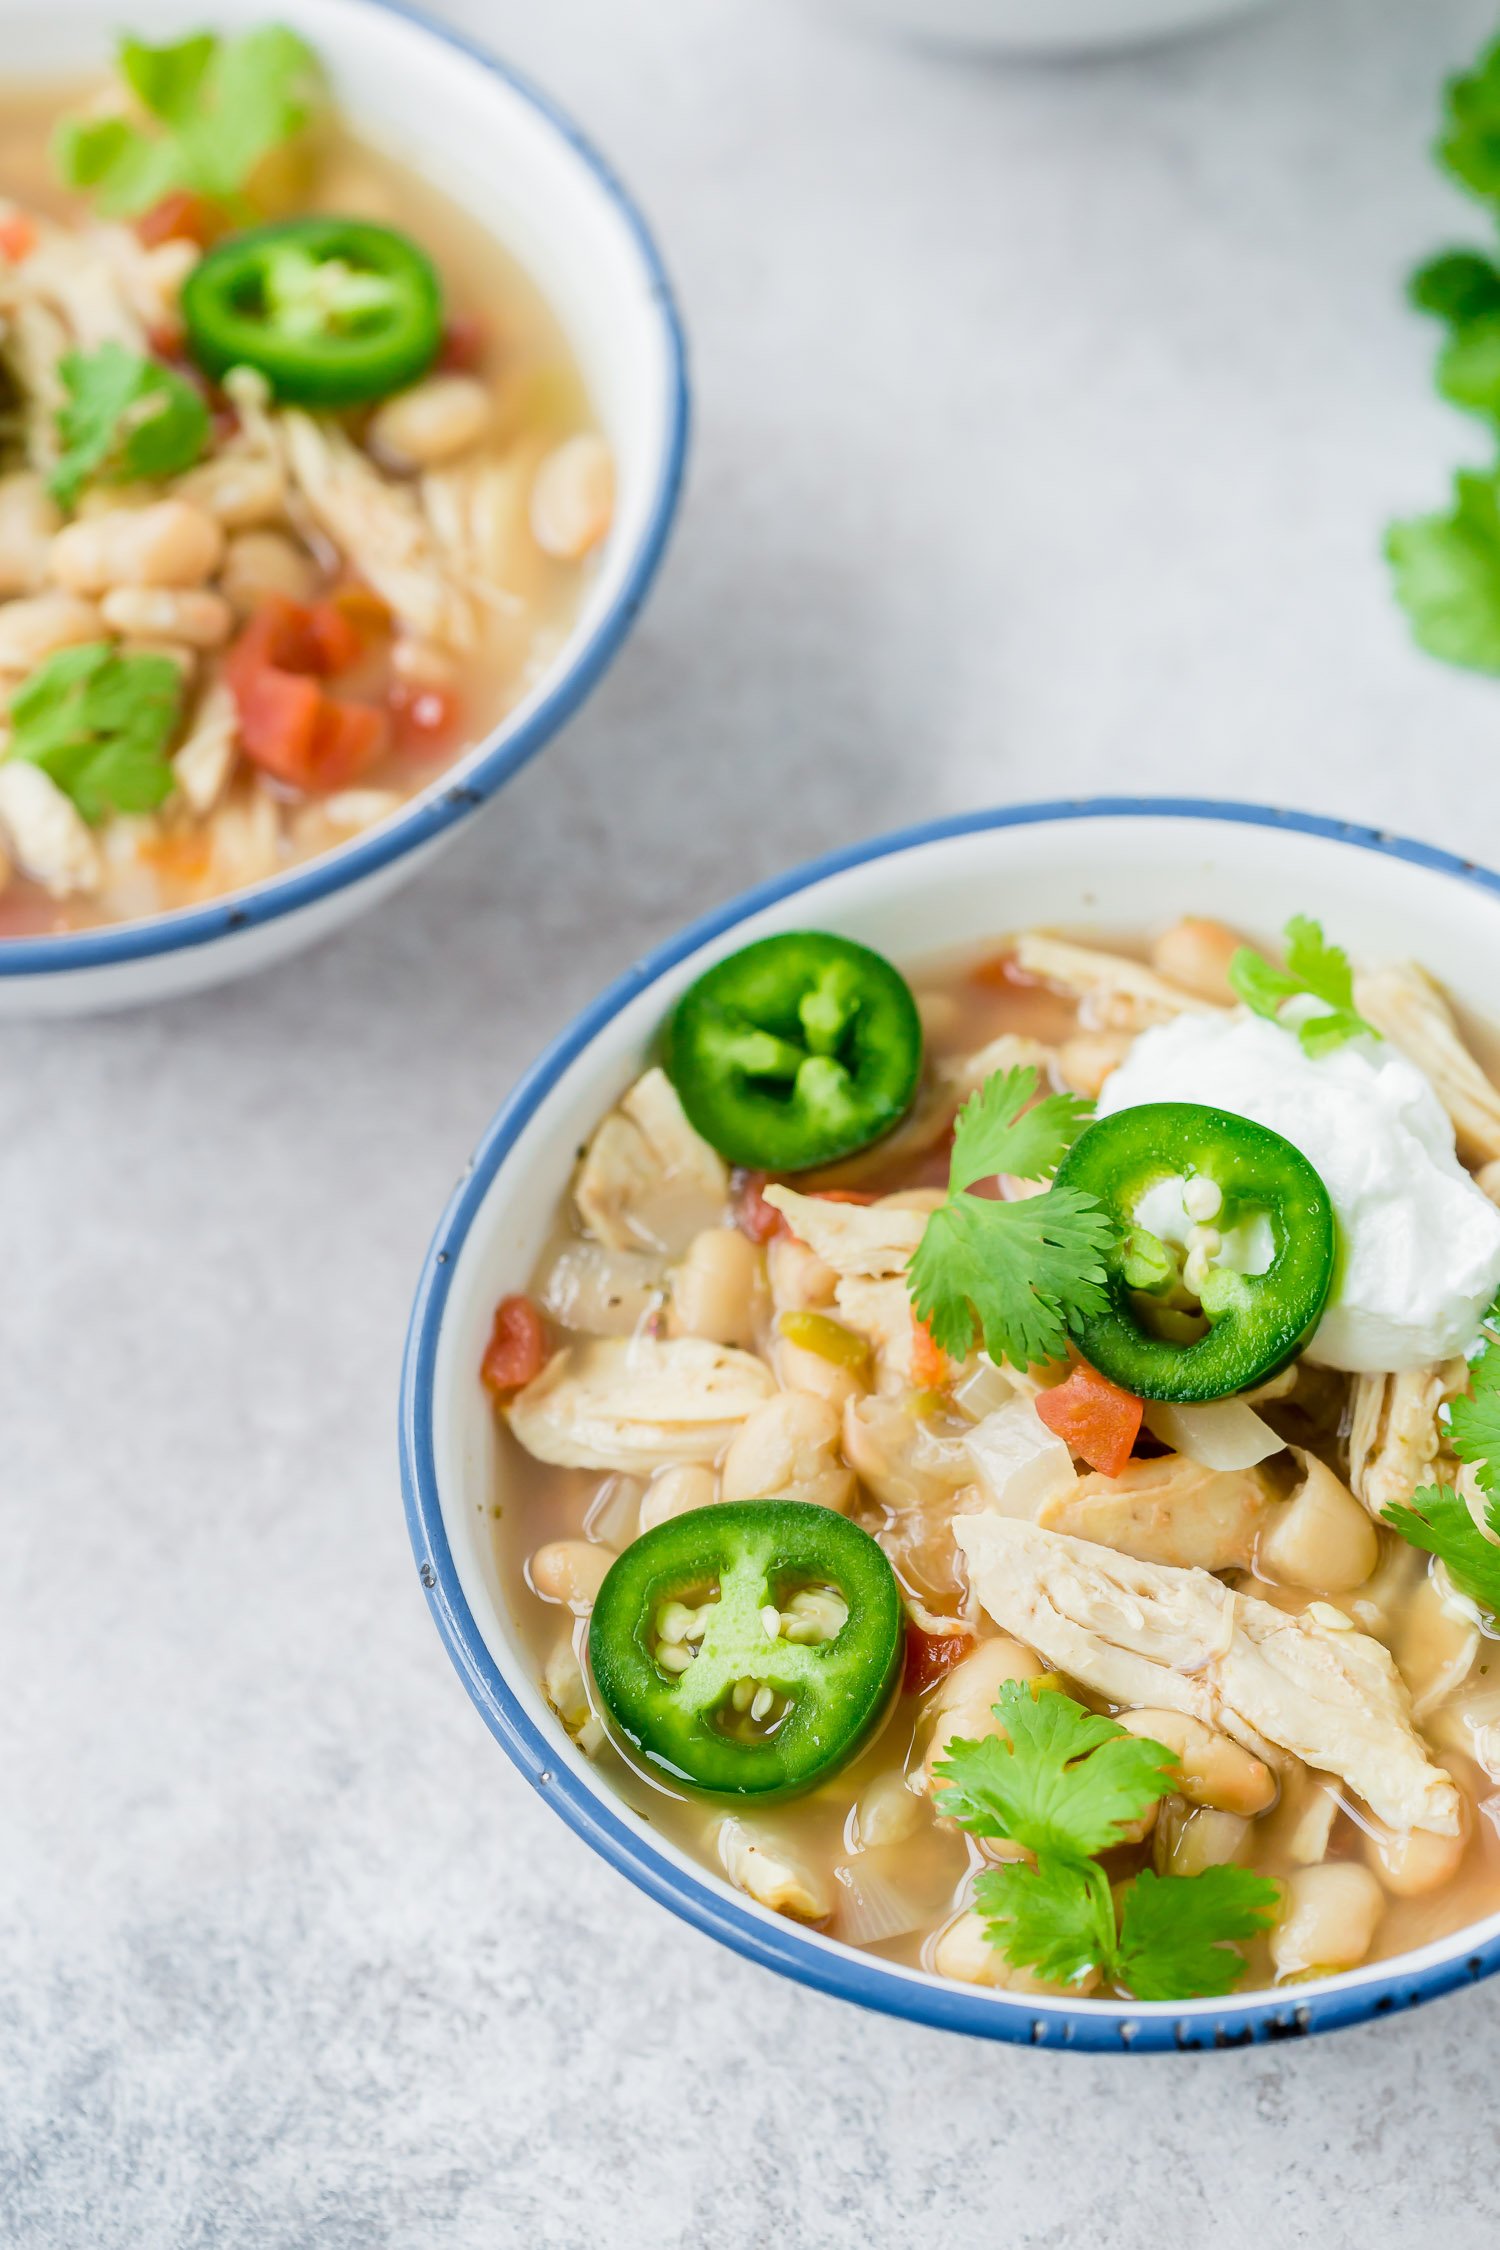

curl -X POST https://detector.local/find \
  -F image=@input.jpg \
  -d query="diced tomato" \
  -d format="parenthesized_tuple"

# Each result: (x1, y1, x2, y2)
(437, 313, 487, 373)
(227, 594, 390, 792)
(135, 189, 226, 249)
(308, 697, 389, 788)
(1035, 1362, 1144, 1478)
(735, 1171, 787, 1245)
(481, 1294, 549, 1395)
(235, 666, 325, 785)
(0, 212, 37, 263)
(910, 1314, 951, 1392)
(904, 1623, 974, 1697)
(389, 678, 461, 752)
(306, 600, 364, 676)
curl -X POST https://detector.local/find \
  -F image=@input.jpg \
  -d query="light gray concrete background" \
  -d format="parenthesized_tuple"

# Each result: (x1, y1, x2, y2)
(6, 0, 1500, 2241)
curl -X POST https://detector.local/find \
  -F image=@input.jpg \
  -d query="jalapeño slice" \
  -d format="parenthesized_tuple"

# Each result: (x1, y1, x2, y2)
(665, 931, 923, 1171)
(1052, 1101, 1337, 1403)
(588, 1500, 904, 1801)
(182, 217, 443, 406)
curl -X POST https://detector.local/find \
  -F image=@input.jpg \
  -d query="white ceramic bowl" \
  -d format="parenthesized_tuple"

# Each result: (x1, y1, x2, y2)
(0, 0, 687, 1016)
(803, 0, 1280, 55)
(402, 800, 1500, 2052)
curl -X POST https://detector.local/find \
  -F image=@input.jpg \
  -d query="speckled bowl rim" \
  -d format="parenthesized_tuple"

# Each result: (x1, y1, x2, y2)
(0, 0, 689, 979)
(399, 797, 1500, 2052)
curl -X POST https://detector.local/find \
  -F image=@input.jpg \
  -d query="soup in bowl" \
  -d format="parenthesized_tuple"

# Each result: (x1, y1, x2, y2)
(402, 802, 1500, 2049)
(0, 0, 685, 1011)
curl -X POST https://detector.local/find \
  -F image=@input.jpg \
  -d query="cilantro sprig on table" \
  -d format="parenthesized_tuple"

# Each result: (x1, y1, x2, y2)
(935, 1683, 1280, 2001)
(1386, 32, 1500, 671)
(1227, 915, 1379, 1058)
(1385, 1321, 1500, 1616)
(50, 344, 210, 509)
(905, 1066, 1113, 1370)
(53, 27, 324, 219)
(8, 643, 185, 821)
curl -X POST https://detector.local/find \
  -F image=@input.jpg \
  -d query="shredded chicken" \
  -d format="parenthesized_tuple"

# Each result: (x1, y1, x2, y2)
(833, 1275, 922, 1385)
(507, 1336, 776, 1472)
(0, 760, 101, 896)
(277, 409, 480, 651)
(955, 1515, 1460, 1834)
(762, 1186, 928, 1279)
(1038, 1455, 1271, 1573)
(172, 679, 240, 816)
(1013, 934, 1223, 1032)
(574, 1068, 729, 1256)
(1347, 1361, 1468, 1520)
(1355, 962, 1500, 1165)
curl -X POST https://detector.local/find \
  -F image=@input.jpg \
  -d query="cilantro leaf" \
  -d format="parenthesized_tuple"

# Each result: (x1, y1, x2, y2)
(1385, 1485, 1500, 1616)
(1439, 37, 1500, 202)
(1388, 467, 1500, 674)
(947, 1066, 1095, 1193)
(1227, 914, 1379, 1056)
(973, 1858, 1113, 1990)
(1113, 1866, 1280, 2003)
(1437, 316, 1500, 422)
(906, 1065, 1113, 1369)
(8, 642, 184, 821)
(933, 1681, 1177, 1860)
(53, 27, 324, 218)
(1384, 1335, 1500, 1612)
(908, 1182, 1113, 1370)
(1410, 250, 1500, 328)
(50, 343, 209, 509)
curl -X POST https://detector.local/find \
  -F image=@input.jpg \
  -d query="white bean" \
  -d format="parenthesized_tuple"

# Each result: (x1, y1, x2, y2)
(638, 1463, 718, 1534)
(0, 473, 61, 597)
(1118, 1708, 1277, 1816)
(99, 587, 233, 648)
(767, 1232, 838, 1313)
(219, 529, 319, 614)
(51, 500, 224, 593)
(923, 1637, 1047, 1792)
(719, 1391, 853, 1515)
(1057, 1031, 1133, 1100)
(1363, 1807, 1470, 1898)
(0, 593, 104, 673)
(1150, 916, 1242, 1003)
(529, 1539, 615, 1612)
(668, 1227, 761, 1347)
(1258, 1449, 1378, 1594)
(775, 1331, 868, 1410)
(174, 455, 286, 529)
(530, 433, 613, 560)
(370, 374, 491, 470)
(854, 1770, 928, 1850)
(1270, 1862, 1384, 1980)
(932, 1909, 1100, 1995)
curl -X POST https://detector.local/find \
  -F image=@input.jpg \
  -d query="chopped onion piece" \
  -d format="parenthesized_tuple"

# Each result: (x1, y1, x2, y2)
(1142, 1397, 1284, 1470)
(834, 1850, 929, 1946)
(964, 1396, 1078, 1518)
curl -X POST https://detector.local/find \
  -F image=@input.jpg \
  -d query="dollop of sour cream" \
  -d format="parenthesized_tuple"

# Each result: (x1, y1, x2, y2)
(1095, 1010, 1500, 1373)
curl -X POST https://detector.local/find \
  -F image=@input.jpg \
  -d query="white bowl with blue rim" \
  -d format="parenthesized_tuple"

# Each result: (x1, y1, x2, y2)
(0, 0, 688, 1018)
(401, 798, 1500, 2052)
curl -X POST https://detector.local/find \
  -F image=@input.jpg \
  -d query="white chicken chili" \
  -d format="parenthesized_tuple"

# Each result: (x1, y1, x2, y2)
(484, 914, 1500, 2003)
(0, 30, 611, 938)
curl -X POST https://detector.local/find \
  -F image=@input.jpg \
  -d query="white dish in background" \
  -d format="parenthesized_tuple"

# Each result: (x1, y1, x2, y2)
(802, 0, 1281, 56)
(0, 0, 687, 1016)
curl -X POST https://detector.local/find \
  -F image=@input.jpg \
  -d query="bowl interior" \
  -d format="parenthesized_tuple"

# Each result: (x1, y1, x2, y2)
(413, 805, 1500, 2044)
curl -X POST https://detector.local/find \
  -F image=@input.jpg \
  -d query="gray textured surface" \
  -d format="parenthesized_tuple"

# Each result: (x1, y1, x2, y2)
(7, 0, 1500, 2242)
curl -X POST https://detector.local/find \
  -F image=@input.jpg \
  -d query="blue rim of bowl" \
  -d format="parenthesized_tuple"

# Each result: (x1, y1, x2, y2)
(0, 0, 689, 979)
(400, 796, 1500, 2053)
